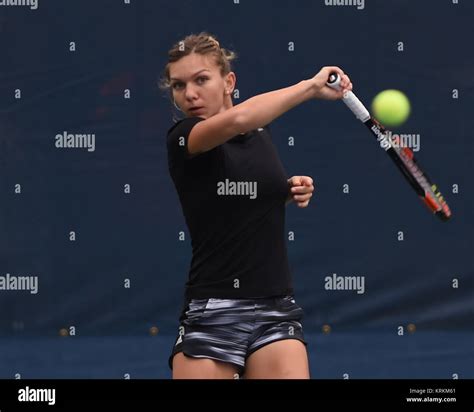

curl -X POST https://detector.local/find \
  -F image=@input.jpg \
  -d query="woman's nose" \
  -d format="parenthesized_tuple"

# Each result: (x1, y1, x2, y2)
(184, 85, 199, 100)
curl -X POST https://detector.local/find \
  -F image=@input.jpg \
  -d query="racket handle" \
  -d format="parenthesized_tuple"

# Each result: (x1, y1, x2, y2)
(327, 72, 370, 123)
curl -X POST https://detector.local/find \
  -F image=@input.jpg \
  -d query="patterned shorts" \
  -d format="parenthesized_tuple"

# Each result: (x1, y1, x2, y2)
(169, 295, 306, 375)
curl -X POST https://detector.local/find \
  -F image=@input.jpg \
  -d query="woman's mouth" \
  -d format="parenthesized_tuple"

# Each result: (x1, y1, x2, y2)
(189, 107, 204, 114)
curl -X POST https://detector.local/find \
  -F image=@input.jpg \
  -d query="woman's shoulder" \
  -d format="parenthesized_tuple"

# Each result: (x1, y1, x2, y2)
(167, 116, 205, 136)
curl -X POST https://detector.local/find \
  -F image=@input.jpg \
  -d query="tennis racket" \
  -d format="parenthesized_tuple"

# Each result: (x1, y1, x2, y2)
(327, 72, 452, 221)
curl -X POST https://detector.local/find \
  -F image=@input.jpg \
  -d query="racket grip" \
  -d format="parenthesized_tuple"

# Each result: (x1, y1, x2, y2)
(327, 72, 370, 122)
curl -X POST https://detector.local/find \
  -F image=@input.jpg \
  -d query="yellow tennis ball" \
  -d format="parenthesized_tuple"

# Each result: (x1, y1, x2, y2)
(371, 89, 411, 127)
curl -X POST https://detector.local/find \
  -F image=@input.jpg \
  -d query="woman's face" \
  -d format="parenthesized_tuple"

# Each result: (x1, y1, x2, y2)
(169, 53, 235, 119)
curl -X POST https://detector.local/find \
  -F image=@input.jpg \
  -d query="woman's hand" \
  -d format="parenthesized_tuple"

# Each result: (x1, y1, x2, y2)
(308, 66, 353, 100)
(287, 176, 315, 208)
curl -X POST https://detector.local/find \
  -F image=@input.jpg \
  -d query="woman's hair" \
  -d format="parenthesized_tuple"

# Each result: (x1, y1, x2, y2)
(158, 32, 237, 121)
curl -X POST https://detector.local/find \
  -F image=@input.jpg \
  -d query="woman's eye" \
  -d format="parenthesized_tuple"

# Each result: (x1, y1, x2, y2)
(172, 77, 207, 90)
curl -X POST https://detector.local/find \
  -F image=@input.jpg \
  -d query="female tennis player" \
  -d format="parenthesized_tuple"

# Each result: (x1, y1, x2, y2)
(159, 32, 352, 379)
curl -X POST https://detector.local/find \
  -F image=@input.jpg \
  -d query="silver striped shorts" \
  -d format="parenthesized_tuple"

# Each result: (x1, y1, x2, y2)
(169, 295, 306, 375)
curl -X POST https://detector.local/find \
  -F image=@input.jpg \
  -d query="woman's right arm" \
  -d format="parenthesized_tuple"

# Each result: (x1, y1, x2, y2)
(187, 66, 352, 156)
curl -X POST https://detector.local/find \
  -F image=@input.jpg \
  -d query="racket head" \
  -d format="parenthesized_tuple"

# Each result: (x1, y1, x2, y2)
(367, 118, 452, 221)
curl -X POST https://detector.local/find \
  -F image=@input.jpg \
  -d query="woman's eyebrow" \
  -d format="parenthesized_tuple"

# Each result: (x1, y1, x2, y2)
(170, 69, 211, 81)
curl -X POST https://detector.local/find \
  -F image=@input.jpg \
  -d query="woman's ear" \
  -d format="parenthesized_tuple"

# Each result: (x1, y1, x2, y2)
(225, 72, 236, 94)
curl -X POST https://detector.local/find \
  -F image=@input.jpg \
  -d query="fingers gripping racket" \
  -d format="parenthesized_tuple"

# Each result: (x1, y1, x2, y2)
(327, 73, 452, 221)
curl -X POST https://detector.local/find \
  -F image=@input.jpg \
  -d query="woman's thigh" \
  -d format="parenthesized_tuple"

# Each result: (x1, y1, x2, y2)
(244, 339, 310, 379)
(172, 352, 239, 379)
